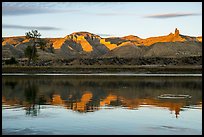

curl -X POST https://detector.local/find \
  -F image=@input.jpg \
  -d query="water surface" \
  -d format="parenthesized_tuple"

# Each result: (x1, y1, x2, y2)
(2, 75, 202, 135)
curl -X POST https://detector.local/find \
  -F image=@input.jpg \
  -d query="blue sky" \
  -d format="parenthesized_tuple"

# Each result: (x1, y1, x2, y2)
(2, 2, 202, 38)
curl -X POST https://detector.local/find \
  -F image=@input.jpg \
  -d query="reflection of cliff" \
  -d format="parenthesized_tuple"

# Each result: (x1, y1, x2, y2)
(2, 96, 21, 106)
(2, 76, 202, 117)
(2, 91, 202, 118)
(2, 97, 6, 103)
(52, 95, 64, 105)
(44, 92, 195, 118)
(72, 92, 93, 112)
(119, 98, 185, 118)
(50, 93, 118, 112)
(100, 94, 117, 106)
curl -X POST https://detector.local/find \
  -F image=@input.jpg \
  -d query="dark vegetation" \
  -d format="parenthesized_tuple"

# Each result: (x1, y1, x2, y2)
(5, 57, 18, 65)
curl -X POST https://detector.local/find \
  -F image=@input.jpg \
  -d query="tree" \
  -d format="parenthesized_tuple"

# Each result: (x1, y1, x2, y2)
(25, 30, 41, 66)
(48, 42, 54, 53)
(24, 45, 37, 65)
(38, 39, 47, 51)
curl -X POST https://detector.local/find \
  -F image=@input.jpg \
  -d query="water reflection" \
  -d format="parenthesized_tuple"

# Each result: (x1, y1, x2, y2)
(2, 76, 202, 118)
(24, 81, 38, 116)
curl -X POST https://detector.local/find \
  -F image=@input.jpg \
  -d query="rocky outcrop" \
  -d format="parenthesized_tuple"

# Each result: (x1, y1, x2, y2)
(2, 36, 26, 46)
(100, 39, 118, 50)
(197, 36, 202, 42)
(174, 28, 180, 37)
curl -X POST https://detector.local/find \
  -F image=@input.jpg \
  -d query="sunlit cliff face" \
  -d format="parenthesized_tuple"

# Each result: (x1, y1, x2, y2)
(49, 28, 189, 51)
(196, 37, 202, 42)
(75, 36, 93, 52)
(2, 29, 202, 60)
(52, 38, 65, 49)
(3, 28, 197, 50)
(100, 39, 117, 50)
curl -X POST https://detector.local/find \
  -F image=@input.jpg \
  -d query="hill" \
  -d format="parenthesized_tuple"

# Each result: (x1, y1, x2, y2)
(2, 28, 202, 66)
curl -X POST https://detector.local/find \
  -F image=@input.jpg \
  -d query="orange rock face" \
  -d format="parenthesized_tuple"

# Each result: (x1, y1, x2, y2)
(100, 39, 118, 50)
(2, 28, 201, 59)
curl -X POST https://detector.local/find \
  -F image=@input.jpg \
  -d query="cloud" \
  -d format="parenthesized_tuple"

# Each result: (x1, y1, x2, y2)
(95, 13, 120, 16)
(2, 2, 79, 16)
(93, 12, 139, 17)
(2, 24, 61, 30)
(2, 2, 129, 16)
(2, 6, 54, 16)
(145, 13, 200, 19)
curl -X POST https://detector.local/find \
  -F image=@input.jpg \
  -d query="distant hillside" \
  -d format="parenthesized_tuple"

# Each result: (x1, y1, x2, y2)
(2, 28, 202, 62)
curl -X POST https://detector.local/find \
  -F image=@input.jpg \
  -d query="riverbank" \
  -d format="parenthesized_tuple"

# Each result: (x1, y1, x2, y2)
(2, 65, 202, 74)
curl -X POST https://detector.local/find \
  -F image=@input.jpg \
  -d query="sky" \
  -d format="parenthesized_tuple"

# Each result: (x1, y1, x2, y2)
(2, 2, 202, 38)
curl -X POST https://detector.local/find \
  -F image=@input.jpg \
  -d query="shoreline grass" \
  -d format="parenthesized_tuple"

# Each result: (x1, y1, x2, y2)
(2, 65, 202, 74)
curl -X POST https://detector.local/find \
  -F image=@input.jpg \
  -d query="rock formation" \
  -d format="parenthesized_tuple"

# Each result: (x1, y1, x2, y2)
(2, 28, 202, 60)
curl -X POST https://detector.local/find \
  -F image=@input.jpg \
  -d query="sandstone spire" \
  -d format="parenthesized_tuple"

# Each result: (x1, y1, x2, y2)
(174, 28, 180, 37)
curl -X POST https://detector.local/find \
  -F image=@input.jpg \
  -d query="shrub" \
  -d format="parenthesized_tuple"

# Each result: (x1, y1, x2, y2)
(5, 57, 18, 65)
